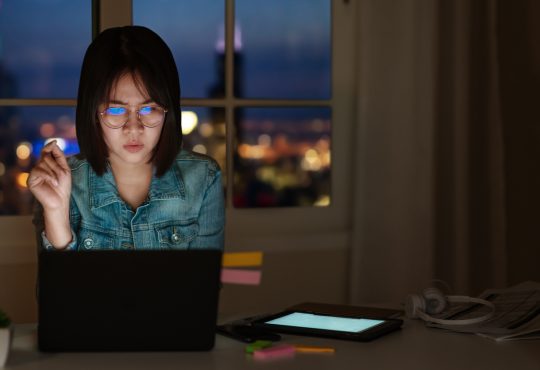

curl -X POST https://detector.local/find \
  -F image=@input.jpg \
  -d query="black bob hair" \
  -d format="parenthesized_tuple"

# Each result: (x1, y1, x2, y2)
(75, 25, 182, 177)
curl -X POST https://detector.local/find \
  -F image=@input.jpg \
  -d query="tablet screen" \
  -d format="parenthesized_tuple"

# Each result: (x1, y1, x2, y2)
(264, 312, 384, 333)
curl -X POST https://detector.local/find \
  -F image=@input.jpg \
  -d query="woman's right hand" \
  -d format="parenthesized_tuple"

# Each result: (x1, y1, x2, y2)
(27, 140, 72, 211)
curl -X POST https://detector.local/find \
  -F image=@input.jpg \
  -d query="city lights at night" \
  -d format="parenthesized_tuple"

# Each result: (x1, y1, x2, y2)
(16, 142, 32, 161)
(181, 111, 199, 135)
(0, 0, 331, 213)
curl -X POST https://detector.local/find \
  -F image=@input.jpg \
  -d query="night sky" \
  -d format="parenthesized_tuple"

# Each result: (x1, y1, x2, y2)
(0, 0, 330, 99)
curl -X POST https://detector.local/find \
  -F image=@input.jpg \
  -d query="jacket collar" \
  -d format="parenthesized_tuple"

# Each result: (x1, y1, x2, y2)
(90, 163, 185, 209)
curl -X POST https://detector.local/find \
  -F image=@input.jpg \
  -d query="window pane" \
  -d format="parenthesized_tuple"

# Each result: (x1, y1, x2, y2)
(234, 107, 331, 207)
(235, 0, 331, 99)
(0, 1, 91, 98)
(0, 106, 78, 215)
(181, 106, 227, 186)
(133, 0, 225, 98)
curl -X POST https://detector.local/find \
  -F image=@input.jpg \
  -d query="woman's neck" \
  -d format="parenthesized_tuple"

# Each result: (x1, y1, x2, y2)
(109, 160, 153, 185)
(109, 160, 153, 210)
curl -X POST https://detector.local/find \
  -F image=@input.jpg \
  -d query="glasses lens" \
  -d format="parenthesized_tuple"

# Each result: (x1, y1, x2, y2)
(139, 106, 166, 127)
(106, 107, 127, 115)
(101, 106, 166, 128)
(103, 107, 128, 128)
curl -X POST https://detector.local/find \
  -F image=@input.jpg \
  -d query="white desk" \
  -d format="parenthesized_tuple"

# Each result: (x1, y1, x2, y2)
(5, 321, 540, 370)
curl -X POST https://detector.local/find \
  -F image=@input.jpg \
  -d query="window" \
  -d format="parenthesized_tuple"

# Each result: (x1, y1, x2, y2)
(0, 0, 90, 215)
(0, 0, 356, 249)
(134, 0, 332, 207)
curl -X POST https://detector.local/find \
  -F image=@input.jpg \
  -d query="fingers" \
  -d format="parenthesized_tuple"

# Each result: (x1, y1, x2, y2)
(42, 151, 67, 179)
(50, 143, 69, 171)
(28, 140, 70, 189)
(40, 155, 66, 183)
(40, 140, 58, 155)
(40, 140, 70, 174)
(27, 167, 59, 188)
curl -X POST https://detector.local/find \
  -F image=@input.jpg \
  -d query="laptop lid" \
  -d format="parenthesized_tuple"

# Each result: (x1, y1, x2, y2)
(38, 249, 222, 352)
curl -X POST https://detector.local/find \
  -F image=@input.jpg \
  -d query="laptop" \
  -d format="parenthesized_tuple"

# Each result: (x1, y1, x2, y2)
(38, 249, 222, 352)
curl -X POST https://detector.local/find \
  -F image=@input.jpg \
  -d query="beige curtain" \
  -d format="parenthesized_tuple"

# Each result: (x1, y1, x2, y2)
(349, 0, 511, 306)
(432, 0, 507, 295)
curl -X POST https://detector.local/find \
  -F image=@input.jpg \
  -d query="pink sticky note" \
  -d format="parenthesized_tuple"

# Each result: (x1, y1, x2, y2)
(221, 268, 261, 285)
(253, 344, 296, 360)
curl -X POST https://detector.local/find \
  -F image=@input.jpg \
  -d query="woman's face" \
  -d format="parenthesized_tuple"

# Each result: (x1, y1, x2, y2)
(98, 73, 164, 169)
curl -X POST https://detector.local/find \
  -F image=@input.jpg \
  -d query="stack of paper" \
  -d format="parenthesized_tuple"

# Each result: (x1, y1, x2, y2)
(427, 281, 540, 341)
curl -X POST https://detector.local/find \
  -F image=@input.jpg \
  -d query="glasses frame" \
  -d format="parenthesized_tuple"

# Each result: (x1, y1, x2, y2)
(99, 105, 168, 129)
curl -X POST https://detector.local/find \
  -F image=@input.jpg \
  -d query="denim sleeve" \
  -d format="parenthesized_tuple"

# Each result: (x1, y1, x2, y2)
(32, 199, 79, 251)
(190, 163, 225, 250)
(40, 230, 78, 251)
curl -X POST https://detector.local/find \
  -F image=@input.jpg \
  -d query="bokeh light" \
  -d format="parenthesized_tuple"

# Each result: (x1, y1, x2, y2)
(16, 142, 33, 160)
(181, 111, 199, 135)
(16, 172, 29, 188)
(198, 122, 214, 138)
(193, 144, 207, 154)
(40, 122, 56, 137)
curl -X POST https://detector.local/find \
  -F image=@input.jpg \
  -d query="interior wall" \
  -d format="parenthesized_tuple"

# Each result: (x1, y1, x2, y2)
(0, 217, 38, 323)
(219, 248, 349, 318)
(0, 264, 37, 323)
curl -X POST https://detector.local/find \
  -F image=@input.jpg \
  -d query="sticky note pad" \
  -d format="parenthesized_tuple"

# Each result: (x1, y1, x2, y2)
(245, 340, 273, 354)
(223, 252, 263, 267)
(253, 344, 296, 360)
(221, 269, 262, 285)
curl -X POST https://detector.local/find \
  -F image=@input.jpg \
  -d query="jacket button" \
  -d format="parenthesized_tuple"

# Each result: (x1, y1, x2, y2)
(171, 233, 180, 243)
(83, 238, 94, 249)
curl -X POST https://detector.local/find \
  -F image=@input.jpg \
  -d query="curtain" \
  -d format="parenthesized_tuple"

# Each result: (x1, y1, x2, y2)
(348, 0, 525, 306)
(497, 0, 540, 285)
(433, 0, 507, 295)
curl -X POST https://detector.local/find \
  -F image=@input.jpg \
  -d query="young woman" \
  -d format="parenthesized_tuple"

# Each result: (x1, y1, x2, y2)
(28, 26, 224, 251)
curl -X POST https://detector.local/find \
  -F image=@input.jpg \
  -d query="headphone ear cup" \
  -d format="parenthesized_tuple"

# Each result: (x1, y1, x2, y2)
(404, 293, 426, 319)
(422, 287, 447, 315)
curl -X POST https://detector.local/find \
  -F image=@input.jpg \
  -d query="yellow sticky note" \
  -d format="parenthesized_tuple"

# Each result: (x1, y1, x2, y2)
(222, 252, 263, 267)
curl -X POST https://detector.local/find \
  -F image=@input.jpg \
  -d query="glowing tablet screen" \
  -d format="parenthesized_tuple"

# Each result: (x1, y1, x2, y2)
(264, 312, 384, 333)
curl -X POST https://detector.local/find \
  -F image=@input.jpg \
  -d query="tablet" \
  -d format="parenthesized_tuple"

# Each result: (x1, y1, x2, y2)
(252, 310, 403, 342)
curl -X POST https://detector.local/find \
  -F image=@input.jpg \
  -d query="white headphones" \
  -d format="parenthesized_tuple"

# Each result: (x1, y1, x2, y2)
(405, 287, 495, 325)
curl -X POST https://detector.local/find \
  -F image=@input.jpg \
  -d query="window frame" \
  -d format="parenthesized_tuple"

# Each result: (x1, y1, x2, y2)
(0, 0, 357, 255)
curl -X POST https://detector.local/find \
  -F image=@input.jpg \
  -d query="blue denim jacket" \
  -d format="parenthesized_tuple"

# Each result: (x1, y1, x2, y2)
(33, 150, 224, 251)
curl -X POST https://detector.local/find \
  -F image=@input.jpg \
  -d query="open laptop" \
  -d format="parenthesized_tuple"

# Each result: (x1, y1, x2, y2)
(38, 249, 222, 352)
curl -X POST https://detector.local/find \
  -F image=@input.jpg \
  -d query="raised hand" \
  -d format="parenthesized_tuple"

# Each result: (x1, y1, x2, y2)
(27, 140, 72, 211)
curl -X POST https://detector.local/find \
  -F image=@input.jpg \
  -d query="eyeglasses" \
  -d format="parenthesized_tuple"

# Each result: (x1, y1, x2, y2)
(99, 105, 168, 129)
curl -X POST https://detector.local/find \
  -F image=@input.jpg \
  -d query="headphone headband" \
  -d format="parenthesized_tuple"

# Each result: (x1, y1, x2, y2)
(406, 292, 495, 326)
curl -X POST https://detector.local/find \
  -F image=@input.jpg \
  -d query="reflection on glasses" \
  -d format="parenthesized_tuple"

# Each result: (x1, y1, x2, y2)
(99, 105, 168, 129)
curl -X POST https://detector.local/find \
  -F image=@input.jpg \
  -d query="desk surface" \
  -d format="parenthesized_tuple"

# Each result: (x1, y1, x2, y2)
(5, 321, 540, 370)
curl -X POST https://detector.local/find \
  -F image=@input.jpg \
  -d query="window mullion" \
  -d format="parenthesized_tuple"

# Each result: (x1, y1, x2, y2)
(99, 0, 132, 31)
(225, 0, 235, 207)
(0, 99, 76, 106)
